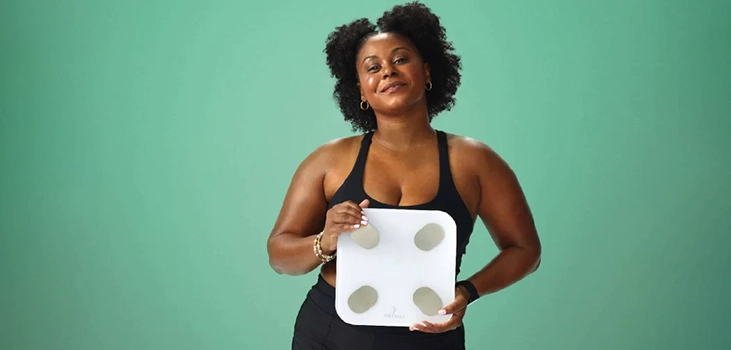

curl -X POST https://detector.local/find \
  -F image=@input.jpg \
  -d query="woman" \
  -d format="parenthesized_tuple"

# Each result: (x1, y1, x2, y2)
(267, 3, 541, 349)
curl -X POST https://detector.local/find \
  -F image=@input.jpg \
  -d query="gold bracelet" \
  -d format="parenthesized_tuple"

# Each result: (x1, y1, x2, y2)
(313, 232, 336, 264)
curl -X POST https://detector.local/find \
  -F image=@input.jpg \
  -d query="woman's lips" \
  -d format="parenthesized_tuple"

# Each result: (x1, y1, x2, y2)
(381, 83, 406, 93)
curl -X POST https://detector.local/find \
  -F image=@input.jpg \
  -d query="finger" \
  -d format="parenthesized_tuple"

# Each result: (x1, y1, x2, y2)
(339, 200, 369, 220)
(409, 322, 431, 333)
(335, 203, 361, 216)
(323, 223, 360, 239)
(418, 321, 448, 333)
(337, 223, 361, 232)
(335, 211, 362, 225)
(328, 205, 360, 221)
(336, 213, 368, 228)
(340, 200, 367, 213)
(343, 204, 369, 224)
(438, 287, 469, 315)
(410, 320, 447, 333)
(438, 298, 467, 316)
(336, 205, 367, 223)
(425, 318, 461, 333)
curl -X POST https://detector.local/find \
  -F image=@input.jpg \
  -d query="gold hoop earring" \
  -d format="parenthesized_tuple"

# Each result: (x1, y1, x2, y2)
(360, 101, 370, 110)
(425, 80, 432, 91)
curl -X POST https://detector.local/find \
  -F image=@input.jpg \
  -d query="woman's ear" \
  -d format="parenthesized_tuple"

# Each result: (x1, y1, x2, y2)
(423, 62, 431, 81)
(357, 83, 365, 101)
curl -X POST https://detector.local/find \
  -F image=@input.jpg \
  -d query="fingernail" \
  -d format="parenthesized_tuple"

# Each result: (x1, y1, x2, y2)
(353, 224, 360, 229)
(438, 309, 446, 315)
(409, 326, 415, 331)
(362, 215, 368, 221)
(422, 323, 427, 328)
(361, 220, 368, 225)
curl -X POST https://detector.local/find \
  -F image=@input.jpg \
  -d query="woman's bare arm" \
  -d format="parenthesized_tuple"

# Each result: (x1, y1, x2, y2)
(266, 146, 331, 276)
(463, 141, 542, 296)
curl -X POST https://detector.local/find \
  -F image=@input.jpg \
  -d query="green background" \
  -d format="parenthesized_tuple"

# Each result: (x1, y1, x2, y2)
(2, 0, 729, 349)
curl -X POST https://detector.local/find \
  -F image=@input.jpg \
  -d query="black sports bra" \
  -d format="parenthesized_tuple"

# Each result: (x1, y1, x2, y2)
(328, 130, 475, 275)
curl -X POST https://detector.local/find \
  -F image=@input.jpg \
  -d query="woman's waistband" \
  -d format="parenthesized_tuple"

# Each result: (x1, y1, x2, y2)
(307, 273, 337, 315)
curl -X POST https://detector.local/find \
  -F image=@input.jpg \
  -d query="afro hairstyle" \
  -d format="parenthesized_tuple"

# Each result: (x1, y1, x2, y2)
(324, 2, 462, 133)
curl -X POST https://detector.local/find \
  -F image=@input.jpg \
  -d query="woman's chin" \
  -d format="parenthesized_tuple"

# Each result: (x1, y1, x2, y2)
(375, 100, 423, 115)
(375, 93, 416, 107)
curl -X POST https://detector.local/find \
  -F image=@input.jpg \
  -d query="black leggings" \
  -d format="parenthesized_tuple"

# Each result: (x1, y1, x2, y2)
(291, 274, 465, 350)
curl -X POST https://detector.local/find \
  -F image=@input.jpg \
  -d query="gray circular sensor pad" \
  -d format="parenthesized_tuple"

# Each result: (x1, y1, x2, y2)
(413, 223, 445, 251)
(350, 224, 380, 249)
(412, 287, 444, 316)
(347, 285, 378, 314)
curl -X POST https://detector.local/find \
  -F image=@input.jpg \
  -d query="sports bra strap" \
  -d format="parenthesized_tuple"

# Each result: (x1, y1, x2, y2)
(351, 132, 374, 183)
(436, 130, 455, 188)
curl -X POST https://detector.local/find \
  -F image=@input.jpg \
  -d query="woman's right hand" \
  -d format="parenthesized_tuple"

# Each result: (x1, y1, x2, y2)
(320, 199, 370, 254)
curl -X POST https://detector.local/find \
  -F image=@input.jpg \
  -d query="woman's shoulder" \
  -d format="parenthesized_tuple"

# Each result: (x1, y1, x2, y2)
(297, 134, 365, 169)
(288, 134, 365, 183)
(443, 131, 508, 172)
(311, 134, 364, 158)
(444, 131, 494, 155)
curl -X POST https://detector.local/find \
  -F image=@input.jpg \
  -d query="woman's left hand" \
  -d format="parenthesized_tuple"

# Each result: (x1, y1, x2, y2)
(409, 285, 470, 333)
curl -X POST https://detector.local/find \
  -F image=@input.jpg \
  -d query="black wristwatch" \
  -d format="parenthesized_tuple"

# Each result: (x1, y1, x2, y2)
(455, 280, 480, 304)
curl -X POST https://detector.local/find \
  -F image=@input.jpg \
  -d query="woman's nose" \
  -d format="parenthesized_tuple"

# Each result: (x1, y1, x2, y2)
(382, 65, 397, 78)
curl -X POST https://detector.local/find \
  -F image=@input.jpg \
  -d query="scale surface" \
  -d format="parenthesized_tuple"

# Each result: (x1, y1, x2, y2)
(335, 208, 457, 327)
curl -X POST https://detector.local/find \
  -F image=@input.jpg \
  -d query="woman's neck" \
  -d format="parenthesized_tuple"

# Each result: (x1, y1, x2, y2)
(372, 104, 435, 152)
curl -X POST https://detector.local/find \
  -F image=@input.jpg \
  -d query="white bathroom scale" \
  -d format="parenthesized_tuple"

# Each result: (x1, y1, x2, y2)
(335, 208, 457, 327)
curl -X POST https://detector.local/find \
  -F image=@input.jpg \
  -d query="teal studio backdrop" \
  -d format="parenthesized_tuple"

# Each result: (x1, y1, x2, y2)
(1, 0, 730, 349)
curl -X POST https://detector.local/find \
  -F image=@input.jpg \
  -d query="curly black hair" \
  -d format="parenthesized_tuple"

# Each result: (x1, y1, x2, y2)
(324, 2, 462, 133)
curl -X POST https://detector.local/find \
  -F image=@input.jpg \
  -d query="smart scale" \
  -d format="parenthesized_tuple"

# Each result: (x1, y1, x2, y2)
(335, 208, 457, 327)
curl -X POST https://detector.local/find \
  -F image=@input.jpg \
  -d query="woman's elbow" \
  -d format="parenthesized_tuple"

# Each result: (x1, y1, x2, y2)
(266, 238, 286, 274)
(528, 244, 542, 273)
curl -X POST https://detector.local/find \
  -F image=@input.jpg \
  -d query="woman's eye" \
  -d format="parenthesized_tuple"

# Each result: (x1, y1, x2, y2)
(368, 65, 379, 72)
(395, 57, 407, 64)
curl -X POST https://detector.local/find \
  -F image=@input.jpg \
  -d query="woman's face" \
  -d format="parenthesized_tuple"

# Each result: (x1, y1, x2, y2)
(355, 32, 430, 116)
